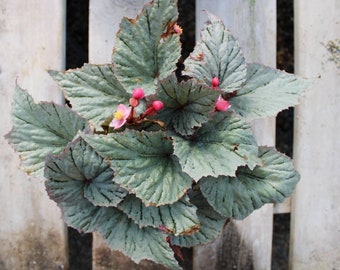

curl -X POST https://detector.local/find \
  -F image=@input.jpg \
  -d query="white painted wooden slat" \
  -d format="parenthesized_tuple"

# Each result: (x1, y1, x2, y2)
(290, 0, 340, 269)
(274, 197, 291, 214)
(193, 1, 276, 269)
(89, 0, 149, 64)
(0, 1, 68, 269)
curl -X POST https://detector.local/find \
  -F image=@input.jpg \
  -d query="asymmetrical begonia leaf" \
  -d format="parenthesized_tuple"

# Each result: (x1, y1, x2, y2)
(98, 207, 181, 270)
(155, 74, 220, 136)
(45, 140, 180, 269)
(173, 111, 261, 181)
(49, 64, 130, 127)
(170, 190, 227, 247)
(184, 13, 247, 93)
(82, 131, 192, 206)
(118, 194, 200, 236)
(5, 86, 89, 177)
(229, 63, 311, 120)
(52, 194, 181, 269)
(45, 138, 127, 207)
(112, 0, 181, 95)
(200, 147, 300, 219)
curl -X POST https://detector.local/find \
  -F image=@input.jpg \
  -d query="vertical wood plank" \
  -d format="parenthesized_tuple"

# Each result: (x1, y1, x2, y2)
(0, 1, 68, 269)
(89, 1, 168, 269)
(89, 0, 149, 64)
(290, 0, 340, 269)
(193, 1, 276, 269)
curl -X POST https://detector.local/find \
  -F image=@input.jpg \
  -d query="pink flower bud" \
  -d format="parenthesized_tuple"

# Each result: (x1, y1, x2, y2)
(152, 100, 164, 111)
(212, 77, 219, 88)
(142, 100, 164, 118)
(215, 95, 231, 111)
(132, 87, 145, 100)
(129, 97, 139, 107)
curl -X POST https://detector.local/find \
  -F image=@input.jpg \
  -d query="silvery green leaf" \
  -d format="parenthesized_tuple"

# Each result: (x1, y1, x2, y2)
(170, 190, 227, 247)
(118, 194, 200, 236)
(229, 63, 312, 120)
(45, 137, 180, 269)
(5, 86, 89, 177)
(82, 131, 192, 206)
(184, 14, 247, 93)
(155, 74, 219, 136)
(49, 64, 130, 127)
(113, 0, 181, 95)
(45, 138, 127, 207)
(57, 199, 181, 269)
(173, 111, 261, 181)
(200, 147, 300, 219)
(98, 207, 181, 270)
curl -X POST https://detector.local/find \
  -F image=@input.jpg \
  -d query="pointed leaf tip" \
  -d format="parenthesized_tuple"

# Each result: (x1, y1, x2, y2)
(184, 17, 247, 93)
(113, 0, 181, 95)
(6, 85, 89, 177)
(229, 63, 312, 120)
(49, 64, 130, 128)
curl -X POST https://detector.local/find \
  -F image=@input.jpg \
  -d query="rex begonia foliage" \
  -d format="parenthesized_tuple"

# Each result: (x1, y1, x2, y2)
(5, 0, 311, 269)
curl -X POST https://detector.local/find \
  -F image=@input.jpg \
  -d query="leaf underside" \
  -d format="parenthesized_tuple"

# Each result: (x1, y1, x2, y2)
(200, 147, 300, 219)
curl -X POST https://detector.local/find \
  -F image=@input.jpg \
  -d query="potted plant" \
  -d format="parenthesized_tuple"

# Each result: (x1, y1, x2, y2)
(5, 0, 310, 269)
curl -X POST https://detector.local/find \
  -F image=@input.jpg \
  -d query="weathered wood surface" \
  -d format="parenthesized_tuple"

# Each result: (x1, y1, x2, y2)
(89, 0, 149, 64)
(88, 1, 164, 269)
(290, 0, 340, 269)
(0, 1, 68, 269)
(193, 1, 276, 269)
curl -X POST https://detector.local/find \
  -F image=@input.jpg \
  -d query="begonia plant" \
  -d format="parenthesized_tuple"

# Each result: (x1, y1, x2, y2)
(5, 0, 311, 269)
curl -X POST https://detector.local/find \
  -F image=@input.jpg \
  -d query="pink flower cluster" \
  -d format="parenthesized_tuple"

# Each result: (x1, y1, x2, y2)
(109, 76, 233, 130)
(109, 87, 164, 130)
(211, 77, 231, 112)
